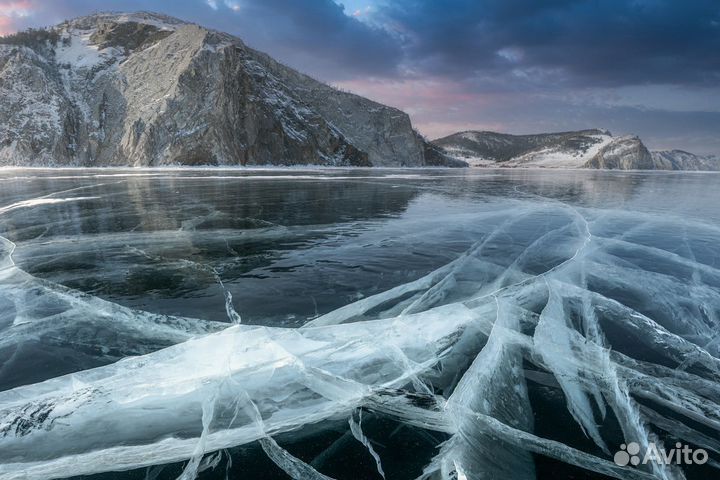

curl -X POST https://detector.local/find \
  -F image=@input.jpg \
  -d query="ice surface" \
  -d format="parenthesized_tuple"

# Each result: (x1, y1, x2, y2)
(0, 304, 476, 479)
(1, 169, 719, 479)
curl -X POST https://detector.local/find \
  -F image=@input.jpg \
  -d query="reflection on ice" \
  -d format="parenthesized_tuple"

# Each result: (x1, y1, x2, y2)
(0, 169, 719, 479)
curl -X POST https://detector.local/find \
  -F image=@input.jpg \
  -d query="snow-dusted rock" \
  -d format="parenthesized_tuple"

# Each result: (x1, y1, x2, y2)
(651, 150, 720, 171)
(433, 129, 617, 168)
(583, 135, 655, 169)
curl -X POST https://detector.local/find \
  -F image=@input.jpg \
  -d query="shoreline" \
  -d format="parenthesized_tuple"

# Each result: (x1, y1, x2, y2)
(1, 165, 719, 174)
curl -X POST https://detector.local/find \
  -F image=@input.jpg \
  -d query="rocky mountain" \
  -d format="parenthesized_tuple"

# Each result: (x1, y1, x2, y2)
(434, 129, 719, 170)
(651, 150, 720, 171)
(583, 135, 655, 169)
(0, 12, 464, 167)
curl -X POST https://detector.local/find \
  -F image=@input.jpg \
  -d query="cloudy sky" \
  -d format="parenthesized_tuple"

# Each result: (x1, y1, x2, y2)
(2, 0, 719, 154)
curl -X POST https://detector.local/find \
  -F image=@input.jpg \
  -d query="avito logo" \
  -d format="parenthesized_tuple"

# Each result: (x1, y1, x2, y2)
(614, 442, 708, 467)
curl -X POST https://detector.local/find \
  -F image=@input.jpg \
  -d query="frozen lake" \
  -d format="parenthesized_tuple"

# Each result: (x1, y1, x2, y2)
(0, 168, 719, 479)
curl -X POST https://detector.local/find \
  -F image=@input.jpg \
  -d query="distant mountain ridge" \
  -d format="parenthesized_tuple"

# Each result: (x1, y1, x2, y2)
(0, 12, 463, 167)
(433, 129, 720, 170)
(650, 150, 720, 171)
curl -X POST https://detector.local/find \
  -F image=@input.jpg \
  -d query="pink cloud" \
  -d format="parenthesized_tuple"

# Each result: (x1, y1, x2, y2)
(334, 77, 479, 110)
(333, 76, 508, 139)
(0, 0, 32, 14)
(0, 0, 34, 35)
(352, 6, 372, 17)
(0, 16, 11, 35)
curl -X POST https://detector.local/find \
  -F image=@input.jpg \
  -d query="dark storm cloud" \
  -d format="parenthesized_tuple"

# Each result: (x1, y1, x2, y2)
(7, 0, 402, 78)
(205, 0, 404, 77)
(10, 0, 719, 86)
(374, 0, 720, 87)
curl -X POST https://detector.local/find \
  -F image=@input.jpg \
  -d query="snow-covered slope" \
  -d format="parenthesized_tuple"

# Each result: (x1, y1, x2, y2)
(514, 132, 616, 168)
(434, 129, 718, 170)
(0, 12, 463, 167)
(433, 129, 615, 168)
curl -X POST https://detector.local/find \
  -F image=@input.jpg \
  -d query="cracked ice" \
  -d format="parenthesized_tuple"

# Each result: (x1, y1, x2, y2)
(0, 169, 719, 479)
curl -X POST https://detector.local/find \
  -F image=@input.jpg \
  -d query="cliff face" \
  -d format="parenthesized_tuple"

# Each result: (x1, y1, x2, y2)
(0, 12, 462, 167)
(583, 135, 655, 169)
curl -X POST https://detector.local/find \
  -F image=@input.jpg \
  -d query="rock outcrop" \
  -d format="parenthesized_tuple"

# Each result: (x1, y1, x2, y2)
(651, 150, 720, 171)
(583, 135, 655, 169)
(0, 12, 463, 167)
